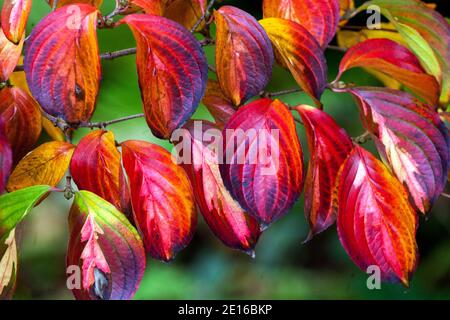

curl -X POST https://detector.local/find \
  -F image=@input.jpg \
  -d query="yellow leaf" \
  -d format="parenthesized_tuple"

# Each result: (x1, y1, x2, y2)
(7, 141, 75, 191)
(0, 229, 17, 298)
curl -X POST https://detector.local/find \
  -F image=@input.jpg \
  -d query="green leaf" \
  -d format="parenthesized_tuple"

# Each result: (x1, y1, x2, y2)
(0, 185, 51, 242)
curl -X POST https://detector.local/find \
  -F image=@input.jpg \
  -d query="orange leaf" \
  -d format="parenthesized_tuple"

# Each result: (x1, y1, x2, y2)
(337, 39, 440, 105)
(263, 0, 340, 48)
(337, 145, 418, 286)
(24, 4, 101, 123)
(259, 18, 327, 107)
(70, 130, 131, 215)
(1, 0, 31, 44)
(6, 141, 75, 191)
(0, 29, 23, 82)
(0, 86, 42, 163)
(214, 6, 274, 106)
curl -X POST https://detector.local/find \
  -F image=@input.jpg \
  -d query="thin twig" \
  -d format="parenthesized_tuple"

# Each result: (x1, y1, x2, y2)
(441, 193, 450, 199)
(261, 87, 303, 98)
(100, 48, 137, 60)
(340, 25, 398, 33)
(352, 131, 372, 144)
(191, 0, 216, 33)
(75, 113, 145, 129)
(327, 45, 347, 52)
(208, 64, 216, 73)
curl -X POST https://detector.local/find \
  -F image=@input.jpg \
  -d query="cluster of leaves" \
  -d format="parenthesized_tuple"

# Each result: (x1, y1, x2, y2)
(0, 0, 449, 300)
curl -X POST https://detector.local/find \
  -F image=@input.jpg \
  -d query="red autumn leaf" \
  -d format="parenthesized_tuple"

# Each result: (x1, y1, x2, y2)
(293, 105, 353, 239)
(180, 120, 261, 254)
(67, 191, 146, 300)
(0, 120, 12, 194)
(70, 130, 131, 215)
(214, 6, 274, 106)
(219, 98, 304, 228)
(259, 18, 328, 107)
(1, 0, 32, 44)
(0, 86, 42, 163)
(357, 0, 450, 106)
(0, 28, 23, 82)
(202, 80, 236, 130)
(336, 38, 440, 106)
(121, 140, 197, 261)
(119, 14, 208, 139)
(24, 4, 101, 123)
(337, 145, 418, 285)
(262, 0, 340, 48)
(348, 87, 449, 213)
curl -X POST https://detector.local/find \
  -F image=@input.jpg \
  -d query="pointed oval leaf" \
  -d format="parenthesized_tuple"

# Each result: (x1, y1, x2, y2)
(179, 120, 261, 254)
(337, 145, 418, 285)
(0, 185, 51, 242)
(337, 39, 440, 106)
(348, 87, 449, 213)
(1, 0, 32, 44)
(24, 4, 101, 123)
(262, 0, 340, 48)
(0, 29, 23, 82)
(202, 80, 236, 130)
(67, 190, 146, 300)
(7, 141, 75, 191)
(259, 18, 327, 107)
(0, 86, 42, 163)
(122, 140, 197, 261)
(357, 0, 450, 105)
(220, 98, 304, 227)
(214, 6, 274, 106)
(119, 14, 208, 139)
(293, 105, 353, 239)
(0, 122, 12, 194)
(70, 130, 131, 215)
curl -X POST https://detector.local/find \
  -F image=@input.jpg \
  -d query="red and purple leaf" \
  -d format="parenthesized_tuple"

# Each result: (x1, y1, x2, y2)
(220, 98, 304, 228)
(180, 120, 261, 254)
(293, 105, 353, 239)
(262, 0, 340, 48)
(24, 4, 101, 123)
(337, 145, 418, 286)
(348, 87, 449, 213)
(214, 6, 274, 106)
(70, 130, 131, 215)
(259, 18, 327, 107)
(119, 14, 208, 139)
(121, 140, 197, 261)
(337, 38, 440, 106)
(0, 86, 42, 163)
(67, 190, 146, 300)
(1, 0, 32, 44)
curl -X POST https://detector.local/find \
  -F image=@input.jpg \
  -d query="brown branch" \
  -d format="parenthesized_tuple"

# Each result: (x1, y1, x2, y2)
(75, 113, 145, 128)
(52, 0, 59, 11)
(441, 193, 450, 199)
(100, 47, 137, 60)
(191, 0, 216, 33)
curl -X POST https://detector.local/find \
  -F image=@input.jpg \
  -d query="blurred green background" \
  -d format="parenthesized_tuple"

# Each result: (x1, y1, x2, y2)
(4, 0, 450, 299)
